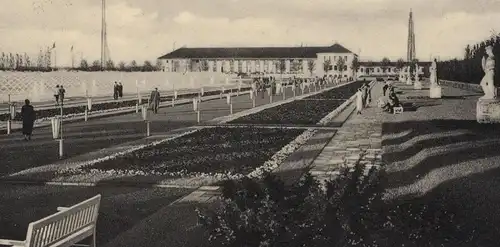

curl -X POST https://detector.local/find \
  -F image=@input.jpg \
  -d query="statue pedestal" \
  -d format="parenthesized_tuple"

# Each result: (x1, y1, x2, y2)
(406, 78, 412, 85)
(477, 99, 500, 123)
(414, 80, 422, 90)
(429, 86, 442, 98)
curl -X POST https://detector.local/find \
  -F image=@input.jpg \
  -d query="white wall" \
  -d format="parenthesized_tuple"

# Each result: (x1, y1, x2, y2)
(0, 71, 239, 103)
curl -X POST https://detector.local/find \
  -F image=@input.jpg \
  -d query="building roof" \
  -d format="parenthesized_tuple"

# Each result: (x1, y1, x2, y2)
(359, 61, 431, 67)
(158, 43, 354, 60)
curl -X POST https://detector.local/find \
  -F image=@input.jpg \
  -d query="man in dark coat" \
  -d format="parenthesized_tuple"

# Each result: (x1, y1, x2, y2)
(118, 82, 123, 98)
(58, 85, 66, 103)
(149, 88, 161, 114)
(113, 82, 119, 100)
(21, 99, 36, 141)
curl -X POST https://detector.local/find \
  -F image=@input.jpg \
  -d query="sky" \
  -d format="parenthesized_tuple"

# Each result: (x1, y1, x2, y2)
(1, 0, 499, 66)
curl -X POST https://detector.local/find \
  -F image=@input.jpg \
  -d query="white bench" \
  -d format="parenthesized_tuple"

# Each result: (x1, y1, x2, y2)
(0, 195, 101, 247)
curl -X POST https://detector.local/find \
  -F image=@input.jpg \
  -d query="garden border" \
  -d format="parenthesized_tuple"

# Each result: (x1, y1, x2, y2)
(0, 80, 362, 189)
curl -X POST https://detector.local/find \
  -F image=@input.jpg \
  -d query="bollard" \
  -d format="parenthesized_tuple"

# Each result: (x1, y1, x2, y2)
(135, 103, 139, 113)
(201, 87, 204, 96)
(84, 109, 88, 122)
(230, 103, 233, 115)
(293, 85, 296, 98)
(146, 121, 150, 137)
(252, 94, 256, 108)
(141, 105, 148, 121)
(6, 120, 11, 135)
(87, 98, 92, 111)
(193, 98, 198, 111)
(270, 93, 273, 103)
(283, 87, 286, 100)
(51, 118, 60, 139)
(59, 139, 64, 158)
(171, 98, 175, 107)
(197, 110, 201, 123)
(174, 91, 178, 100)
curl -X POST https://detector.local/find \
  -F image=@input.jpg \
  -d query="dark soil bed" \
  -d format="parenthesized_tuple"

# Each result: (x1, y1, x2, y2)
(82, 127, 303, 176)
(228, 99, 344, 125)
(305, 80, 366, 99)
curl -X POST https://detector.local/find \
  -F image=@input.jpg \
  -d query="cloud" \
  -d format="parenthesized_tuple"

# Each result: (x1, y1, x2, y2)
(0, 0, 500, 66)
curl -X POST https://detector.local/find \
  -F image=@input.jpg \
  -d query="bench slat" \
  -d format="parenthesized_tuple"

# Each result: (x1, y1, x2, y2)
(0, 239, 25, 247)
(24, 195, 101, 247)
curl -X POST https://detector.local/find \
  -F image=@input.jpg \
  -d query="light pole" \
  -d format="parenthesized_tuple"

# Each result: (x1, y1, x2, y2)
(59, 96, 64, 158)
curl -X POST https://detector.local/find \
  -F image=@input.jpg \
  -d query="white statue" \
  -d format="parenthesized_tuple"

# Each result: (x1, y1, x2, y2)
(406, 66, 412, 84)
(480, 45, 496, 100)
(430, 59, 438, 86)
(414, 64, 420, 81)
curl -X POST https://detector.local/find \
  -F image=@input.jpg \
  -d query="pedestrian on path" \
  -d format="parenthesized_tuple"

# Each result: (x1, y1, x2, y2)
(118, 82, 123, 98)
(149, 88, 161, 114)
(356, 88, 364, 114)
(54, 85, 60, 105)
(113, 82, 119, 100)
(363, 83, 371, 107)
(21, 99, 36, 141)
(58, 85, 66, 104)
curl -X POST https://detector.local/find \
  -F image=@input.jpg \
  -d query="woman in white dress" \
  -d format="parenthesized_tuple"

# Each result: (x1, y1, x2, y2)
(356, 88, 364, 114)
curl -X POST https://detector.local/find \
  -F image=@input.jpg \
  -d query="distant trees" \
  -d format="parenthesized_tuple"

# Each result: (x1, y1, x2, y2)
(380, 57, 391, 73)
(351, 56, 359, 78)
(307, 60, 315, 76)
(336, 57, 346, 77)
(323, 59, 332, 75)
(396, 58, 405, 72)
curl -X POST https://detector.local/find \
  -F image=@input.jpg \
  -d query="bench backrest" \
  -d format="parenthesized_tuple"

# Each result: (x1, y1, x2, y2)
(24, 195, 101, 247)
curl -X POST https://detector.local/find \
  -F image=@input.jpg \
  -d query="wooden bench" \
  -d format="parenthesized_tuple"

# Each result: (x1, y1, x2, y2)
(0, 195, 101, 247)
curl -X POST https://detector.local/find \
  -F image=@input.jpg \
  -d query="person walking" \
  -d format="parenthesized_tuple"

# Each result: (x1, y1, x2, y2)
(21, 99, 36, 141)
(58, 85, 66, 104)
(356, 88, 364, 114)
(54, 85, 60, 105)
(118, 82, 123, 98)
(149, 88, 161, 114)
(113, 82, 119, 100)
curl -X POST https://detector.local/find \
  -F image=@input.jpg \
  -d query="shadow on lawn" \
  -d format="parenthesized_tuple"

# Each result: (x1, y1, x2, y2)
(383, 166, 500, 247)
(381, 119, 500, 246)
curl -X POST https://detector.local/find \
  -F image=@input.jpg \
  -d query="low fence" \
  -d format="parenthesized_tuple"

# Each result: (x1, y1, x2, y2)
(438, 79, 482, 92)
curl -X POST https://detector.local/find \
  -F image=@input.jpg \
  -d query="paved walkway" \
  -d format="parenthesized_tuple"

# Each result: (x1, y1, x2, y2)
(309, 81, 383, 184)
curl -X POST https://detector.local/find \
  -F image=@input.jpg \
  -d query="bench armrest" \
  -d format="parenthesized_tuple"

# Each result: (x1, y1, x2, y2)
(57, 206, 70, 211)
(0, 239, 25, 247)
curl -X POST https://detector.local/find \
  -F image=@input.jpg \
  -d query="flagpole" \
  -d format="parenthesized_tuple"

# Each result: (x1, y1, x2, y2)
(71, 46, 74, 69)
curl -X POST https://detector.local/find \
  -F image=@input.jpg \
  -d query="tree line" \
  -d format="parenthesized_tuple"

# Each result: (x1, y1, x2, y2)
(0, 52, 164, 72)
(437, 34, 500, 85)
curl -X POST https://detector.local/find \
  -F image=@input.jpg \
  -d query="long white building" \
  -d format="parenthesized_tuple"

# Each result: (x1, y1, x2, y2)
(158, 43, 357, 78)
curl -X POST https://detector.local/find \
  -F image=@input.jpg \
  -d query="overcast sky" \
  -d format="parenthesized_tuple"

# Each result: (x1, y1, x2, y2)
(1, 0, 499, 66)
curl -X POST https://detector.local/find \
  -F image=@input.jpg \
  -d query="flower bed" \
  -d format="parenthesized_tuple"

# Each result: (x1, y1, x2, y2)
(62, 127, 304, 179)
(228, 99, 344, 125)
(0, 87, 251, 121)
(304, 80, 366, 99)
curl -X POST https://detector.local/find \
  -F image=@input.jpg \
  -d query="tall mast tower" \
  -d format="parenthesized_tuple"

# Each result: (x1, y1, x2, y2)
(407, 9, 416, 64)
(100, 0, 109, 70)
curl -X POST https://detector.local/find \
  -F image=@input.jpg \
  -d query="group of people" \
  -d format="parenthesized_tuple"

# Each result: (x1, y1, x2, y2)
(378, 81, 401, 113)
(249, 75, 343, 99)
(113, 82, 124, 100)
(355, 83, 372, 114)
(53, 85, 66, 105)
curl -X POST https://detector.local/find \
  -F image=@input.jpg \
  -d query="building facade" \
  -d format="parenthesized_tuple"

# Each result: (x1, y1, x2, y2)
(356, 61, 430, 77)
(158, 44, 357, 78)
